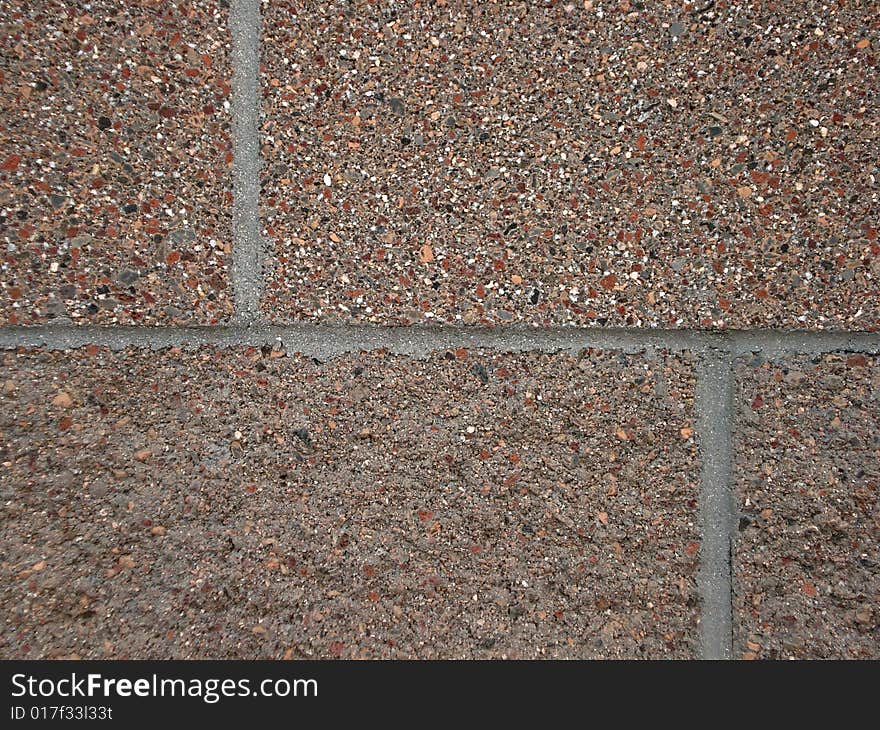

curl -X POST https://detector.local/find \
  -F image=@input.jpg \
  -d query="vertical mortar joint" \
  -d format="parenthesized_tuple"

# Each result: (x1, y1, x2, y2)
(230, 0, 263, 324)
(695, 347, 735, 659)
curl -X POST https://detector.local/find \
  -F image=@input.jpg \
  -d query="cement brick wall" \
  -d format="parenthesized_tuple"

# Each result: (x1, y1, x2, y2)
(0, 1, 876, 659)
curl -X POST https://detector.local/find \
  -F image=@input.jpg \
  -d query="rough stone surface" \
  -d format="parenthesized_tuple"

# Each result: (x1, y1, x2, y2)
(262, 1, 878, 328)
(0, 347, 699, 659)
(0, 1, 232, 325)
(734, 353, 879, 659)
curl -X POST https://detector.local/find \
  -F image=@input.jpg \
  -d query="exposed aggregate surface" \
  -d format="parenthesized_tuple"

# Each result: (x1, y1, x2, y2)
(0, 0, 233, 325)
(1, 346, 700, 658)
(262, 0, 878, 329)
(734, 353, 879, 659)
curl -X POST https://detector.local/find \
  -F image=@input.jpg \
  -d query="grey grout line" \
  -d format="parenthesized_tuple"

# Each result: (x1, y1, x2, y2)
(695, 349, 735, 660)
(229, 0, 263, 323)
(0, 324, 878, 357)
(727, 329, 880, 358)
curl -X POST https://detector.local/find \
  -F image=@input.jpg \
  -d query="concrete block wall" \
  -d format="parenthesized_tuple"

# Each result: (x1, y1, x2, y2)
(0, 1, 877, 659)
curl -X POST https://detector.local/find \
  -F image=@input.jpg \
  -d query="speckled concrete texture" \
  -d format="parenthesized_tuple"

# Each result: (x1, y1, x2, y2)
(0, 1, 232, 325)
(261, 1, 878, 328)
(734, 353, 879, 659)
(0, 347, 699, 658)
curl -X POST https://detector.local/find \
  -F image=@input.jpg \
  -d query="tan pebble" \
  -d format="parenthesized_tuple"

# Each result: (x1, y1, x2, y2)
(150, 526, 166, 536)
(52, 392, 73, 408)
(855, 609, 872, 625)
(134, 449, 152, 462)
